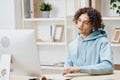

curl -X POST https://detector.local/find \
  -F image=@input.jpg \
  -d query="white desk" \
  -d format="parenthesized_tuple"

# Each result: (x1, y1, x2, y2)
(72, 70, 120, 80)
(10, 70, 120, 80)
(10, 75, 35, 80)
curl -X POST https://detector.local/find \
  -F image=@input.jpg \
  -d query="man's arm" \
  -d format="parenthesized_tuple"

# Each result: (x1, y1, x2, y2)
(64, 46, 73, 67)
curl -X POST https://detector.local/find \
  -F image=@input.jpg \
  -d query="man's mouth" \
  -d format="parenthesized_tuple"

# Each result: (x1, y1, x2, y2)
(78, 28, 82, 30)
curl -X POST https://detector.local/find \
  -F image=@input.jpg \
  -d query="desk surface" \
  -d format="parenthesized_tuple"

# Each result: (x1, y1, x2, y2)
(72, 71, 120, 80)
(10, 75, 35, 80)
(10, 70, 120, 80)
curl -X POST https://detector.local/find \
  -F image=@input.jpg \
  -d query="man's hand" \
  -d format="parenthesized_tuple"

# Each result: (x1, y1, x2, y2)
(62, 67, 80, 75)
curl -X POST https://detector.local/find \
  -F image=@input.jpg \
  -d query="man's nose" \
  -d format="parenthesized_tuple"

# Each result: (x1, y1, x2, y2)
(77, 22, 83, 28)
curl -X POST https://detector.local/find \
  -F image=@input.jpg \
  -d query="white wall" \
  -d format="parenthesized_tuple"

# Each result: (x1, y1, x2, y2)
(0, 0, 22, 29)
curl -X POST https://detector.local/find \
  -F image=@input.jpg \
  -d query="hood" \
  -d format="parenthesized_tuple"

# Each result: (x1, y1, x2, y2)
(78, 29, 107, 41)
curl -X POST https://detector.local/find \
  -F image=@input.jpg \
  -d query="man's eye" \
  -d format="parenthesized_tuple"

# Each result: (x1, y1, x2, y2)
(78, 19, 81, 22)
(84, 21, 89, 24)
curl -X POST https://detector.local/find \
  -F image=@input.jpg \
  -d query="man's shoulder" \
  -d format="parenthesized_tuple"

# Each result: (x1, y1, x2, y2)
(97, 36, 109, 42)
(96, 36, 110, 45)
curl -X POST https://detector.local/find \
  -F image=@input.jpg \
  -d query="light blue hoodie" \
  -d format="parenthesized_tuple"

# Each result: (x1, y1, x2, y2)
(65, 29, 114, 74)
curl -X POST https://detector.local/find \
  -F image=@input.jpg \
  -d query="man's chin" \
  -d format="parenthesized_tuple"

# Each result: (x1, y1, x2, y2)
(78, 31, 83, 34)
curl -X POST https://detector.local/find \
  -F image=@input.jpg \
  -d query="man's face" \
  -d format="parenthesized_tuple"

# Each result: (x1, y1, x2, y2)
(77, 13, 92, 36)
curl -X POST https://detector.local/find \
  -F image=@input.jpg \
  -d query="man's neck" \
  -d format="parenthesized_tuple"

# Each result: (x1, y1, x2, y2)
(81, 32, 92, 39)
(81, 34, 88, 39)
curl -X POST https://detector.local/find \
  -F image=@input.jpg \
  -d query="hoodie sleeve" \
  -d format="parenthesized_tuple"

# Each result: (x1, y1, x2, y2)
(80, 39, 114, 74)
(64, 45, 73, 67)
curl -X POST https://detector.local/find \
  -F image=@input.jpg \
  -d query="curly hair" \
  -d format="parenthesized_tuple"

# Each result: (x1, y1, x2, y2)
(73, 7, 102, 31)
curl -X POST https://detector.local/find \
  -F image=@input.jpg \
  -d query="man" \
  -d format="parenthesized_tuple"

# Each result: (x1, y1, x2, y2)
(63, 7, 113, 75)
